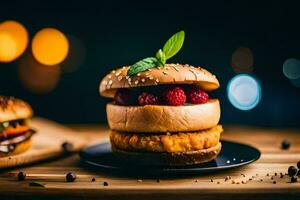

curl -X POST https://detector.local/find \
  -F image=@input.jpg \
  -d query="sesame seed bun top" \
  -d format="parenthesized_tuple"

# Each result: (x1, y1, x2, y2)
(99, 63, 220, 98)
(0, 96, 33, 122)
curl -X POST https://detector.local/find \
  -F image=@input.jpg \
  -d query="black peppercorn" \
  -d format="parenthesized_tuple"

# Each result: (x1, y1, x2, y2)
(288, 166, 298, 177)
(280, 174, 284, 178)
(17, 172, 26, 181)
(156, 179, 160, 183)
(297, 161, 300, 169)
(62, 142, 74, 154)
(92, 177, 96, 182)
(103, 181, 108, 186)
(281, 140, 290, 150)
(291, 176, 298, 183)
(66, 172, 76, 182)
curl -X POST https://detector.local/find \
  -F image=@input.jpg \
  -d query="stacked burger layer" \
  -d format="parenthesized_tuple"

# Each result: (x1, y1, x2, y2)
(99, 64, 222, 166)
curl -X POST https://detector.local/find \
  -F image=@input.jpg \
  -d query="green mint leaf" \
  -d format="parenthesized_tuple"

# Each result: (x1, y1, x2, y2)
(29, 181, 45, 187)
(156, 49, 166, 66)
(127, 57, 159, 76)
(162, 30, 185, 60)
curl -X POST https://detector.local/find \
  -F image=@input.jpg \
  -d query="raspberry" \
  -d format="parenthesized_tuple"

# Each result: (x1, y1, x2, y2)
(115, 89, 132, 105)
(138, 92, 159, 106)
(186, 86, 209, 104)
(163, 86, 186, 106)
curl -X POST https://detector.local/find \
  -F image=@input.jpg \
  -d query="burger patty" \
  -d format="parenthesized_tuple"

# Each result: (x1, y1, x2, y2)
(110, 125, 222, 153)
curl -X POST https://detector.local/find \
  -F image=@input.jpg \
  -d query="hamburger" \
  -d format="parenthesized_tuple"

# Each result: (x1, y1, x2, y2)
(99, 31, 222, 166)
(0, 96, 35, 157)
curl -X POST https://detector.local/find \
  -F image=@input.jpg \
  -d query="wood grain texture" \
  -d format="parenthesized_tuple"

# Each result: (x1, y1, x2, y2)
(0, 122, 299, 200)
(0, 118, 88, 168)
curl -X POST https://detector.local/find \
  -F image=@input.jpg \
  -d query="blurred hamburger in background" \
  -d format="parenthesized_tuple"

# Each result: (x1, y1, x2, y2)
(0, 96, 35, 157)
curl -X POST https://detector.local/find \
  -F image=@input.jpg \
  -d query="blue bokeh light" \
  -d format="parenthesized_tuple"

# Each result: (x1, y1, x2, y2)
(283, 58, 300, 80)
(227, 74, 262, 111)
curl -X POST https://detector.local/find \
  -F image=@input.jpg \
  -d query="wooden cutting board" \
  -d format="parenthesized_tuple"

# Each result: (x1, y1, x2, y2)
(0, 117, 88, 168)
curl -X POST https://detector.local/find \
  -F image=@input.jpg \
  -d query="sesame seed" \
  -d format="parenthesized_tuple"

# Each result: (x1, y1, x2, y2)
(135, 80, 139, 85)
(137, 179, 143, 182)
(128, 78, 131, 82)
(141, 78, 145, 82)
(108, 75, 112, 79)
(126, 76, 129, 80)
(103, 81, 107, 85)
(148, 69, 152, 71)
(189, 69, 198, 77)
(155, 79, 159, 83)
(145, 72, 149, 76)
(112, 70, 116, 74)
(137, 73, 141, 76)
(162, 71, 168, 75)
(115, 72, 121, 76)
(118, 76, 123, 81)
(173, 66, 179, 72)
(108, 80, 113, 85)
(149, 76, 154, 80)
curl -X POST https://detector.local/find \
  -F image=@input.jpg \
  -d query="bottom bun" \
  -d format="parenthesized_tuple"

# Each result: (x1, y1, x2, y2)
(112, 142, 221, 166)
(0, 139, 32, 158)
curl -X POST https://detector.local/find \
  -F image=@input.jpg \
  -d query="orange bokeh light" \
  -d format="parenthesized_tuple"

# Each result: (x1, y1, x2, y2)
(32, 28, 69, 66)
(18, 52, 61, 94)
(0, 20, 28, 62)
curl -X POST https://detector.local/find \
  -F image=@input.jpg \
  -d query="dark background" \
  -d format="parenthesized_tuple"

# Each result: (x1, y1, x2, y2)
(1, 0, 300, 127)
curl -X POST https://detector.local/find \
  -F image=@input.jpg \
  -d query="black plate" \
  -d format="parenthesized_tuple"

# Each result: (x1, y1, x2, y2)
(79, 140, 260, 176)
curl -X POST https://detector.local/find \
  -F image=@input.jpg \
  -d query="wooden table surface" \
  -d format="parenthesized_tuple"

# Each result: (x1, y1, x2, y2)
(0, 125, 299, 200)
